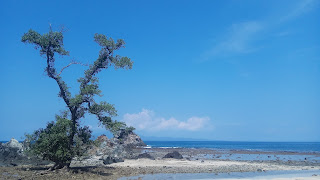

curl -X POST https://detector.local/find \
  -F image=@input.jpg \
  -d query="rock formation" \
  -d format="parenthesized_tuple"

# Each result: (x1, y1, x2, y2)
(137, 152, 155, 160)
(115, 130, 146, 148)
(0, 138, 49, 166)
(74, 132, 146, 166)
(1, 131, 146, 167)
(163, 151, 183, 159)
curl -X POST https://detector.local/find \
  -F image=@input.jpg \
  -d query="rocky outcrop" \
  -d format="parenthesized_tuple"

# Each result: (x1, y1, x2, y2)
(0, 138, 24, 166)
(0, 138, 49, 167)
(81, 130, 145, 166)
(5, 138, 23, 150)
(81, 133, 145, 166)
(163, 151, 183, 159)
(116, 130, 146, 148)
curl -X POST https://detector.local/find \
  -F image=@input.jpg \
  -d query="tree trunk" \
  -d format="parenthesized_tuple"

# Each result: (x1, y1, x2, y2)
(69, 108, 78, 152)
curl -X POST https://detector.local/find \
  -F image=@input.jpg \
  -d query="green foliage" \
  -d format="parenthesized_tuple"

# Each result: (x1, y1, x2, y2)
(25, 114, 92, 165)
(21, 29, 69, 57)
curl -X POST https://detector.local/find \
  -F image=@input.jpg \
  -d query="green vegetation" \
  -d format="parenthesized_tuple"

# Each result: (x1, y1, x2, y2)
(22, 26, 135, 168)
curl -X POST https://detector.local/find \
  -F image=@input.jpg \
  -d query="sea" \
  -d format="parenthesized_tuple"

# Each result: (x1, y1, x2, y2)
(2, 140, 320, 153)
(144, 141, 320, 153)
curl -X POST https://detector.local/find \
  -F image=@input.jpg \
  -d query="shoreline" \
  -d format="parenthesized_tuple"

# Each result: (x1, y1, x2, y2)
(1, 147, 320, 179)
(141, 147, 320, 155)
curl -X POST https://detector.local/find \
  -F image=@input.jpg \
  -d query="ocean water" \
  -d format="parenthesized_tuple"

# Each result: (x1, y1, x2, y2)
(119, 170, 320, 180)
(144, 141, 320, 153)
(2, 140, 319, 153)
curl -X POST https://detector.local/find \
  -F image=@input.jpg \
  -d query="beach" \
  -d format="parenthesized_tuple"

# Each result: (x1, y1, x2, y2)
(1, 147, 319, 179)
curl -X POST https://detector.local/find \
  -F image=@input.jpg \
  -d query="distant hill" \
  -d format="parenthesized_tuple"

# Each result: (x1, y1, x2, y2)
(141, 136, 210, 141)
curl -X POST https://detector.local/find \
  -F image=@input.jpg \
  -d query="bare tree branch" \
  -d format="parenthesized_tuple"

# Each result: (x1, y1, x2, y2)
(58, 60, 88, 76)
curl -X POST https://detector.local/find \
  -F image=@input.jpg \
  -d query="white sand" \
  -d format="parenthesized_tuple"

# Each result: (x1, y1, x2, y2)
(110, 158, 319, 171)
(111, 159, 320, 180)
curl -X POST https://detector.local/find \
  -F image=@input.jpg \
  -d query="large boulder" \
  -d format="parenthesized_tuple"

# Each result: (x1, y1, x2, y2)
(101, 156, 124, 165)
(5, 138, 23, 150)
(83, 135, 130, 166)
(137, 152, 155, 160)
(80, 132, 145, 166)
(163, 151, 183, 159)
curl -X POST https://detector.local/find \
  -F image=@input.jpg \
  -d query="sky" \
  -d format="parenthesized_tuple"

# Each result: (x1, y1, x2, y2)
(0, 0, 319, 142)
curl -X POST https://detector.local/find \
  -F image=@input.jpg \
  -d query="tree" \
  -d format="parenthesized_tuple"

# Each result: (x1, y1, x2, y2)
(22, 26, 134, 168)
(25, 112, 92, 169)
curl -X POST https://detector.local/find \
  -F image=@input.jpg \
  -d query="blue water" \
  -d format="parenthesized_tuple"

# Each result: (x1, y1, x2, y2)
(2, 140, 319, 153)
(119, 170, 320, 180)
(144, 141, 320, 153)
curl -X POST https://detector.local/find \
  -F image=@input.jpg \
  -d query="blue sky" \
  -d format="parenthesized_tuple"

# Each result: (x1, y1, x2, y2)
(0, 0, 319, 141)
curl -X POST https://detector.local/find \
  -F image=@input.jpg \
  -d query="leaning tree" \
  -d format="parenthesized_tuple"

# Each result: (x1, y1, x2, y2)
(22, 26, 134, 168)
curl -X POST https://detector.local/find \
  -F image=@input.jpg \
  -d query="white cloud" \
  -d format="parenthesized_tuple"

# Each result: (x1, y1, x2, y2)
(122, 109, 211, 131)
(201, 0, 318, 61)
(202, 21, 263, 60)
(280, 0, 318, 22)
(178, 116, 210, 131)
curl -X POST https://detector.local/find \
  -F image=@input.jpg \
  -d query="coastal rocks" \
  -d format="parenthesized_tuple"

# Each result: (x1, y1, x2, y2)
(0, 138, 51, 167)
(102, 156, 124, 165)
(5, 138, 23, 150)
(0, 138, 24, 165)
(73, 131, 145, 166)
(116, 130, 146, 148)
(163, 151, 183, 159)
(83, 132, 145, 166)
(70, 156, 104, 167)
(85, 135, 126, 164)
(137, 153, 155, 160)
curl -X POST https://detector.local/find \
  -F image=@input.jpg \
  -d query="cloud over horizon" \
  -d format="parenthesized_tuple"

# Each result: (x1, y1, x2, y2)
(122, 109, 211, 131)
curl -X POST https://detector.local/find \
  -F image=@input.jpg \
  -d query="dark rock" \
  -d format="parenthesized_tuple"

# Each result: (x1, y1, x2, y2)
(102, 156, 124, 165)
(10, 162, 18, 166)
(163, 151, 183, 159)
(137, 153, 155, 160)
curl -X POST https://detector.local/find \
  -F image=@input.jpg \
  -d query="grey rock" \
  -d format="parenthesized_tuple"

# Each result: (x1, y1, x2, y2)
(163, 151, 183, 159)
(116, 130, 146, 148)
(75, 131, 145, 166)
(102, 156, 124, 165)
(5, 138, 23, 150)
(0, 138, 50, 167)
(137, 153, 155, 160)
